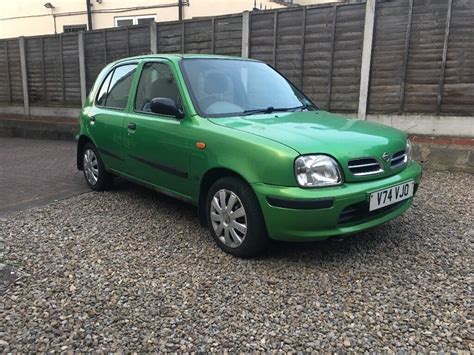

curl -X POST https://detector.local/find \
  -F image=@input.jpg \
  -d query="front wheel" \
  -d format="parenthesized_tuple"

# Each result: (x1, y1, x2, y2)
(82, 142, 113, 191)
(206, 177, 269, 257)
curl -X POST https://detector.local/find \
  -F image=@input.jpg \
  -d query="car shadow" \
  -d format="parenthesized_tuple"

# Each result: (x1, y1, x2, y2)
(107, 179, 408, 263)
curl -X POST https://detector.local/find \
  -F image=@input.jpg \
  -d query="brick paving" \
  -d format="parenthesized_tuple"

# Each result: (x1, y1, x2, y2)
(0, 137, 89, 215)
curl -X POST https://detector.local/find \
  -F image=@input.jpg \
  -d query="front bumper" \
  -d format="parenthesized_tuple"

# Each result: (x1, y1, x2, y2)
(252, 162, 422, 241)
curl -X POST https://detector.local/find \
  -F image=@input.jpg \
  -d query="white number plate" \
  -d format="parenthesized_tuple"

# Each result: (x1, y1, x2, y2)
(369, 181, 414, 211)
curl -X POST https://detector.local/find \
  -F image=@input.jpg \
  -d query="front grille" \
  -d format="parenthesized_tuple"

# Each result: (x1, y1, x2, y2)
(347, 158, 383, 176)
(338, 200, 406, 225)
(390, 150, 407, 168)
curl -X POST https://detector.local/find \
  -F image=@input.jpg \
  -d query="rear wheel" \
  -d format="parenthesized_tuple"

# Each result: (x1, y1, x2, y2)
(206, 177, 269, 257)
(82, 142, 113, 191)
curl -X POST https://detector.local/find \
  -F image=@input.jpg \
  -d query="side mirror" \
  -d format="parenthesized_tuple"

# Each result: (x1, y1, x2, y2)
(150, 97, 185, 119)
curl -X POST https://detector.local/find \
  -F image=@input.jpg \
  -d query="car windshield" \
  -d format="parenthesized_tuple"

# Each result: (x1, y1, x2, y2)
(180, 58, 317, 118)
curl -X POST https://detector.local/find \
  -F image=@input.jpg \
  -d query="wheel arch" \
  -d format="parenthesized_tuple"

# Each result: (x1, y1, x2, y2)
(197, 167, 250, 227)
(76, 135, 94, 170)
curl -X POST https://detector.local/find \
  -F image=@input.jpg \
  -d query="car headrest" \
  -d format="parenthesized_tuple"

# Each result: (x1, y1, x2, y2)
(204, 72, 228, 95)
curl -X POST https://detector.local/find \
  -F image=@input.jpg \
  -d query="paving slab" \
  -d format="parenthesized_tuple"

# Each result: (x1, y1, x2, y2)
(0, 137, 89, 215)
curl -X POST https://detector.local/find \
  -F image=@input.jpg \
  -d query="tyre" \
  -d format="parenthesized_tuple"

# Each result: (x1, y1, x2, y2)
(82, 142, 113, 191)
(206, 176, 269, 257)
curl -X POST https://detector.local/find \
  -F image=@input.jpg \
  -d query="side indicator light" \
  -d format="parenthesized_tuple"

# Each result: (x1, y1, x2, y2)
(196, 141, 206, 150)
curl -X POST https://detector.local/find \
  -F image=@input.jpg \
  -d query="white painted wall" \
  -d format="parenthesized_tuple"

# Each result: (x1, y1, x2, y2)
(0, 0, 286, 39)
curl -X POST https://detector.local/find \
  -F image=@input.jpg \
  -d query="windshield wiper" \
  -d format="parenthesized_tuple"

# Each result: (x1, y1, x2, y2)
(241, 105, 309, 116)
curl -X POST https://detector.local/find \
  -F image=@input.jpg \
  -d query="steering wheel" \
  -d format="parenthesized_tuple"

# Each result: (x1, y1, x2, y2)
(198, 96, 222, 112)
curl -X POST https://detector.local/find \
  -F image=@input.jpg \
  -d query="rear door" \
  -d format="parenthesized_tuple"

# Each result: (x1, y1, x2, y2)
(88, 63, 138, 171)
(123, 60, 194, 198)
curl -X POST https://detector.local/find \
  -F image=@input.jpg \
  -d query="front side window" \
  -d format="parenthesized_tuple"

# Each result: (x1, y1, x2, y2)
(96, 64, 137, 110)
(135, 62, 181, 113)
(180, 58, 316, 117)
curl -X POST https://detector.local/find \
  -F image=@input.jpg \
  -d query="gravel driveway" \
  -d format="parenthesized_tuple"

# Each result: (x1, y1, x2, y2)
(1, 170, 472, 352)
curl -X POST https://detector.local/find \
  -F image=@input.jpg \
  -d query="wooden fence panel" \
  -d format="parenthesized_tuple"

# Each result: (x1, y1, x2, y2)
(330, 3, 365, 112)
(25, 37, 46, 104)
(85, 31, 107, 92)
(129, 25, 151, 56)
(275, 8, 304, 88)
(0, 41, 11, 103)
(85, 25, 151, 93)
(184, 20, 212, 53)
(0, 1, 472, 117)
(368, 0, 411, 114)
(403, 0, 450, 113)
(441, 0, 474, 115)
(6, 40, 23, 104)
(105, 27, 130, 62)
(303, 5, 337, 109)
(214, 15, 242, 56)
(249, 12, 275, 64)
(61, 33, 81, 106)
(43, 36, 63, 105)
(157, 22, 183, 53)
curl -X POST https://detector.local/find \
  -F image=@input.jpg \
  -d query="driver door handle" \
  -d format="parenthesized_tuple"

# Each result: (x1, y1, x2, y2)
(128, 122, 136, 130)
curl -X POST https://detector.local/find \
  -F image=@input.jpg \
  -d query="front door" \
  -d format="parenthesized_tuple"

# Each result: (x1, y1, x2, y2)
(88, 63, 137, 170)
(124, 61, 194, 198)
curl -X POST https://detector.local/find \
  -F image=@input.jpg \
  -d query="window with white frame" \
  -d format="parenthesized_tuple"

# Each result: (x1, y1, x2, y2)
(115, 15, 156, 27)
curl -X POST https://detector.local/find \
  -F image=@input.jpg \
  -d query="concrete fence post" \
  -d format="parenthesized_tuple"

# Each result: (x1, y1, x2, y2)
(437, 0, 453, 115)
(19, 36, 30, 116)
(150, 21, 158, 54)
(357, 0, 376, 119)
(241, 11, 250, 58)
(78, 32, 87, 106)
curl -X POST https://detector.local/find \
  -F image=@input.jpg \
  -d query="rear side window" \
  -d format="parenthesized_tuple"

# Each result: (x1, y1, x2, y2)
(95, 64, 137, 109)
(134, 62, 181, 113)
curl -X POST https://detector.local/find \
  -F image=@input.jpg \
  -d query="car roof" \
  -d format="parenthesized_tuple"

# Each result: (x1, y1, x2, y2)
(111, 53, 260, 65)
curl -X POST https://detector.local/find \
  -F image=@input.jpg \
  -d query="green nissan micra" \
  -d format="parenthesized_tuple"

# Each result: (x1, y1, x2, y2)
(77, 54, 421, 257)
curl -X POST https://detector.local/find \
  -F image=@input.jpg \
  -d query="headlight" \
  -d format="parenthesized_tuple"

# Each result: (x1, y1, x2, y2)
(295, 155, 343, 187)
(406, 138, 413, 164)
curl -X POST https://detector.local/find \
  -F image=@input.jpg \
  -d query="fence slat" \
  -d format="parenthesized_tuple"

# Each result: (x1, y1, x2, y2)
(181, 22, 185, 53)
(211, 18, 215, 54)
(272, 11, 278, 67)
(59, 35, 65, 103)
(4, 41, 12, 103)
(126, 27, 130, 56)
(103, 30, 107, 65)
(40, 37, 47, 104)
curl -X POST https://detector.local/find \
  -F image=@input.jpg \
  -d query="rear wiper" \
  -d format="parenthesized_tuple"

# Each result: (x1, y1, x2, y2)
(241, 105, 309, 116)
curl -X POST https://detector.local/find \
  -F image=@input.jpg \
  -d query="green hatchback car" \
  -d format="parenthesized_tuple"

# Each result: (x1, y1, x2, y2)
(77, 54, 421, 257)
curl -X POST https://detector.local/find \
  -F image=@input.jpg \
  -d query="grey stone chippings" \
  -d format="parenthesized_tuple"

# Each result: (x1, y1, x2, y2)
(1, 171, 472, 352)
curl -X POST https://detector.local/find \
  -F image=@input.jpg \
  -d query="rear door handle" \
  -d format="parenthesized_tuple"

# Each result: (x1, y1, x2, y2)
(128, 122, 136, 130)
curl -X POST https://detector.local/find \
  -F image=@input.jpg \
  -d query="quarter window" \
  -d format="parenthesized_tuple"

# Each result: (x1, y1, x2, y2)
(96, 70, 113, 107)
(96, 64, 137, 110)
(135, 62, 181, 113)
